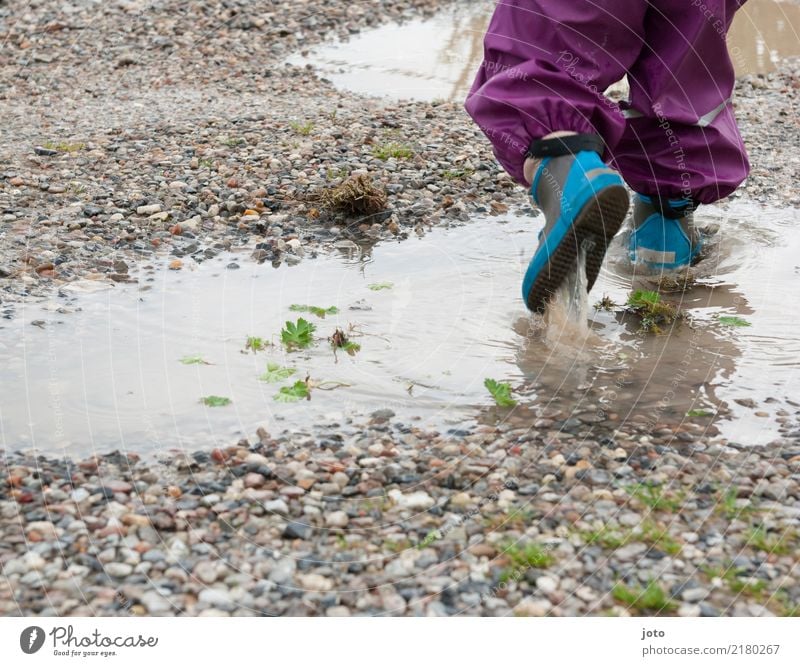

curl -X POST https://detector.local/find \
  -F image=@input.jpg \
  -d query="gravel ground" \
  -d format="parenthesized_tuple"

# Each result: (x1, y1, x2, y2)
(1, 1, 799, 616)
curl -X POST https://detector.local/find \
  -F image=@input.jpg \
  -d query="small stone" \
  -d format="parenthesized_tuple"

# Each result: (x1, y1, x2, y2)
(193, 561, 219, 584)
(168, 259, 183, 270)
(325, 511, 349, 528)
(283, 521, 312, 540)
(104, 562, 133, 577)
(137, 204, 161, 216)
(297, 573, 333, 592)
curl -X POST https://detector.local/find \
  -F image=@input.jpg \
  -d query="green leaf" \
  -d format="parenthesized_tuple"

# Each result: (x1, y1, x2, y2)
(718, 316, 751, 327)
(289, 304, 339, 318)
(180, 355, 210, 365)
(273, 380, 309, 403)
(367, 282, 394, 291)
(200, 395, 231, 407)
(686, 409, 712, 417)
(484, 378, 517, 407)
(280, 318, 316, 350)
(245, 336, 267, 352)
(342, 341, 361, 356)
(259, 362, 296, 383)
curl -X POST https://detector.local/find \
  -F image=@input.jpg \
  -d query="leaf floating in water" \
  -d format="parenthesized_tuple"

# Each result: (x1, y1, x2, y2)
(289, 304, 339, 318)
(367, 282, 394, 291)
(259, 363, 296, 383)
(718, 316, 751, 328)
(484, 378, 517, 407)
(180, 355, 210, 365)
(200, 395, 231, 407)
(245, 336, 268, 352)
(273, 380, 310, 403)
(686, 409, 712, 417)
(281, 318, 316, 350)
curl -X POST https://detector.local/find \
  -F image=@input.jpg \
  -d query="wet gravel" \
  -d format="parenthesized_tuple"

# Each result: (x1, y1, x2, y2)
(1, 1, 799, 616)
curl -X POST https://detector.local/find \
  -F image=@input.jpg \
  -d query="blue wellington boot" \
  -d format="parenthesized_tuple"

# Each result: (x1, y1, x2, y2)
(522, 134, 629, 313)
(628, 194, 702, 271)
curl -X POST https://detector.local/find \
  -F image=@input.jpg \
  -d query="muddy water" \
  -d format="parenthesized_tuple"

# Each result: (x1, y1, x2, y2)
(289, 0, 800, 102)
(2, 201, 798, 454)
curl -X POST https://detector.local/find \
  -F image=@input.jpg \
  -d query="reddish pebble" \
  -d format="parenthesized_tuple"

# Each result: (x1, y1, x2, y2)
(211, 448, 228, 463)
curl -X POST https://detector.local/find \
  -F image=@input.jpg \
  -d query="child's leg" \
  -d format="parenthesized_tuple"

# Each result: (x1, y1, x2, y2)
(615, 0, 750, 270)
(465, 0, 649, 186)
(613, 0, 750, 205)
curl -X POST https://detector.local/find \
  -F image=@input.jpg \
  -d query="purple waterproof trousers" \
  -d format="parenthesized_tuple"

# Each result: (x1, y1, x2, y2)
(465, 0, 750, 204)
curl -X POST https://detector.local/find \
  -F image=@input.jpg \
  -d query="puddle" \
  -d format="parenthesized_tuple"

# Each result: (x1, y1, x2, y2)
(2, 201, 799, 455)
(289, 0, 800, 102)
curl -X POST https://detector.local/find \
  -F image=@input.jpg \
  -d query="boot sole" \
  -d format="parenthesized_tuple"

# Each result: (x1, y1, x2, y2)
(525, 185, 629, 313)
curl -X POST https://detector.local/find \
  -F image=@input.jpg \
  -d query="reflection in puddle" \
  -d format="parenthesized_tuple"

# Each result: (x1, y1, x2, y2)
(290, 0, 800, 102)
(1, 201, 798, 454)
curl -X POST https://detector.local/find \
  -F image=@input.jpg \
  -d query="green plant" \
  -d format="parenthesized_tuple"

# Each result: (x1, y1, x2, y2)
(200, 395, 231, 407)
(367, 282, 394, 291)
(273, 380, 310, 402)
(245, 336, 268, 353)
(281, 318, 316, 350)
(745, 524, 793, 556)
(718, 488, 760, 520)
(442, 168, 475, 180)
(43, 140, 85, 153)
(289, 120, 314, 136)
(224, 137, 245, 147)
(484, 378, 517, 407)
(259, 362, 296, 383)
(686, 408, 712, 417)
(626, 483, 685, 512)
(198, 158, 214, 168)
(372, 141, 414, 160)
(330, 328, 360, 357)
(317, 173, 388, 215)
(626, 289, 684, 334)
(703, 564, 768, 599)
(289, 304, 339, 318)
(499, 541, 554, 580)
(180, 355, 210, 365)
(718, 315, 751, 327)
(612, 580, 677, 613)
(594, 295, 617, 311)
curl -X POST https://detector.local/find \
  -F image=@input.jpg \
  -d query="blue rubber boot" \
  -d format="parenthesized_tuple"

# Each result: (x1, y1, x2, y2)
(628, 194, 702, 271)
(522, 134, 629, 313)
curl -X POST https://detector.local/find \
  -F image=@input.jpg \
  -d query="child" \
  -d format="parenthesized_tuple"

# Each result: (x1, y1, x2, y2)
(465, 0, 750, 312)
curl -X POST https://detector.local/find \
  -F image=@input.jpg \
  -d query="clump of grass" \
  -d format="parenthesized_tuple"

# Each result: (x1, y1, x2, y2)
(745, 524, 794, 556)
(200, 395, 231, 407)
(484, 378, 517, 407)
(626, 483, 685, 512)
(499, 541, 553, 582)
(244, 336, 268, 353)
(273, 380, 310, 403)
(367, 281, 393, 291)
(289, 304, 339, 318)
(442, 168, 475, 180)
(650, 270, 697, 293)
(42, 140, 85, 153)
(372, 141, 414, 160)
(281, 318, 315, 350)
(289, 120, 314, 136)
(703, 564, 768, 599)
(223, 137, 245, 147)
(626, 289, 685, 334)
(317, 174, 388, 216)
(330, 327, 360, 357)
(626, 289, 683, 333)
(583, 520, 681, 555)
(594, 294, 617, 311)
(612, 579, 677, 614)
(717, 488, 760, 520)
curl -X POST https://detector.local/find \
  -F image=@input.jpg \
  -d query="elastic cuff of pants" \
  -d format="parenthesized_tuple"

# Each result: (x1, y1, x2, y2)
(637, 194, 698, 219)
(526, 133, 605, 159)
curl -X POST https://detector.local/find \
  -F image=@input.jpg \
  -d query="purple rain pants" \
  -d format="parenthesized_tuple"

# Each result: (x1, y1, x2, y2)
(465, 0, 750, 204)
